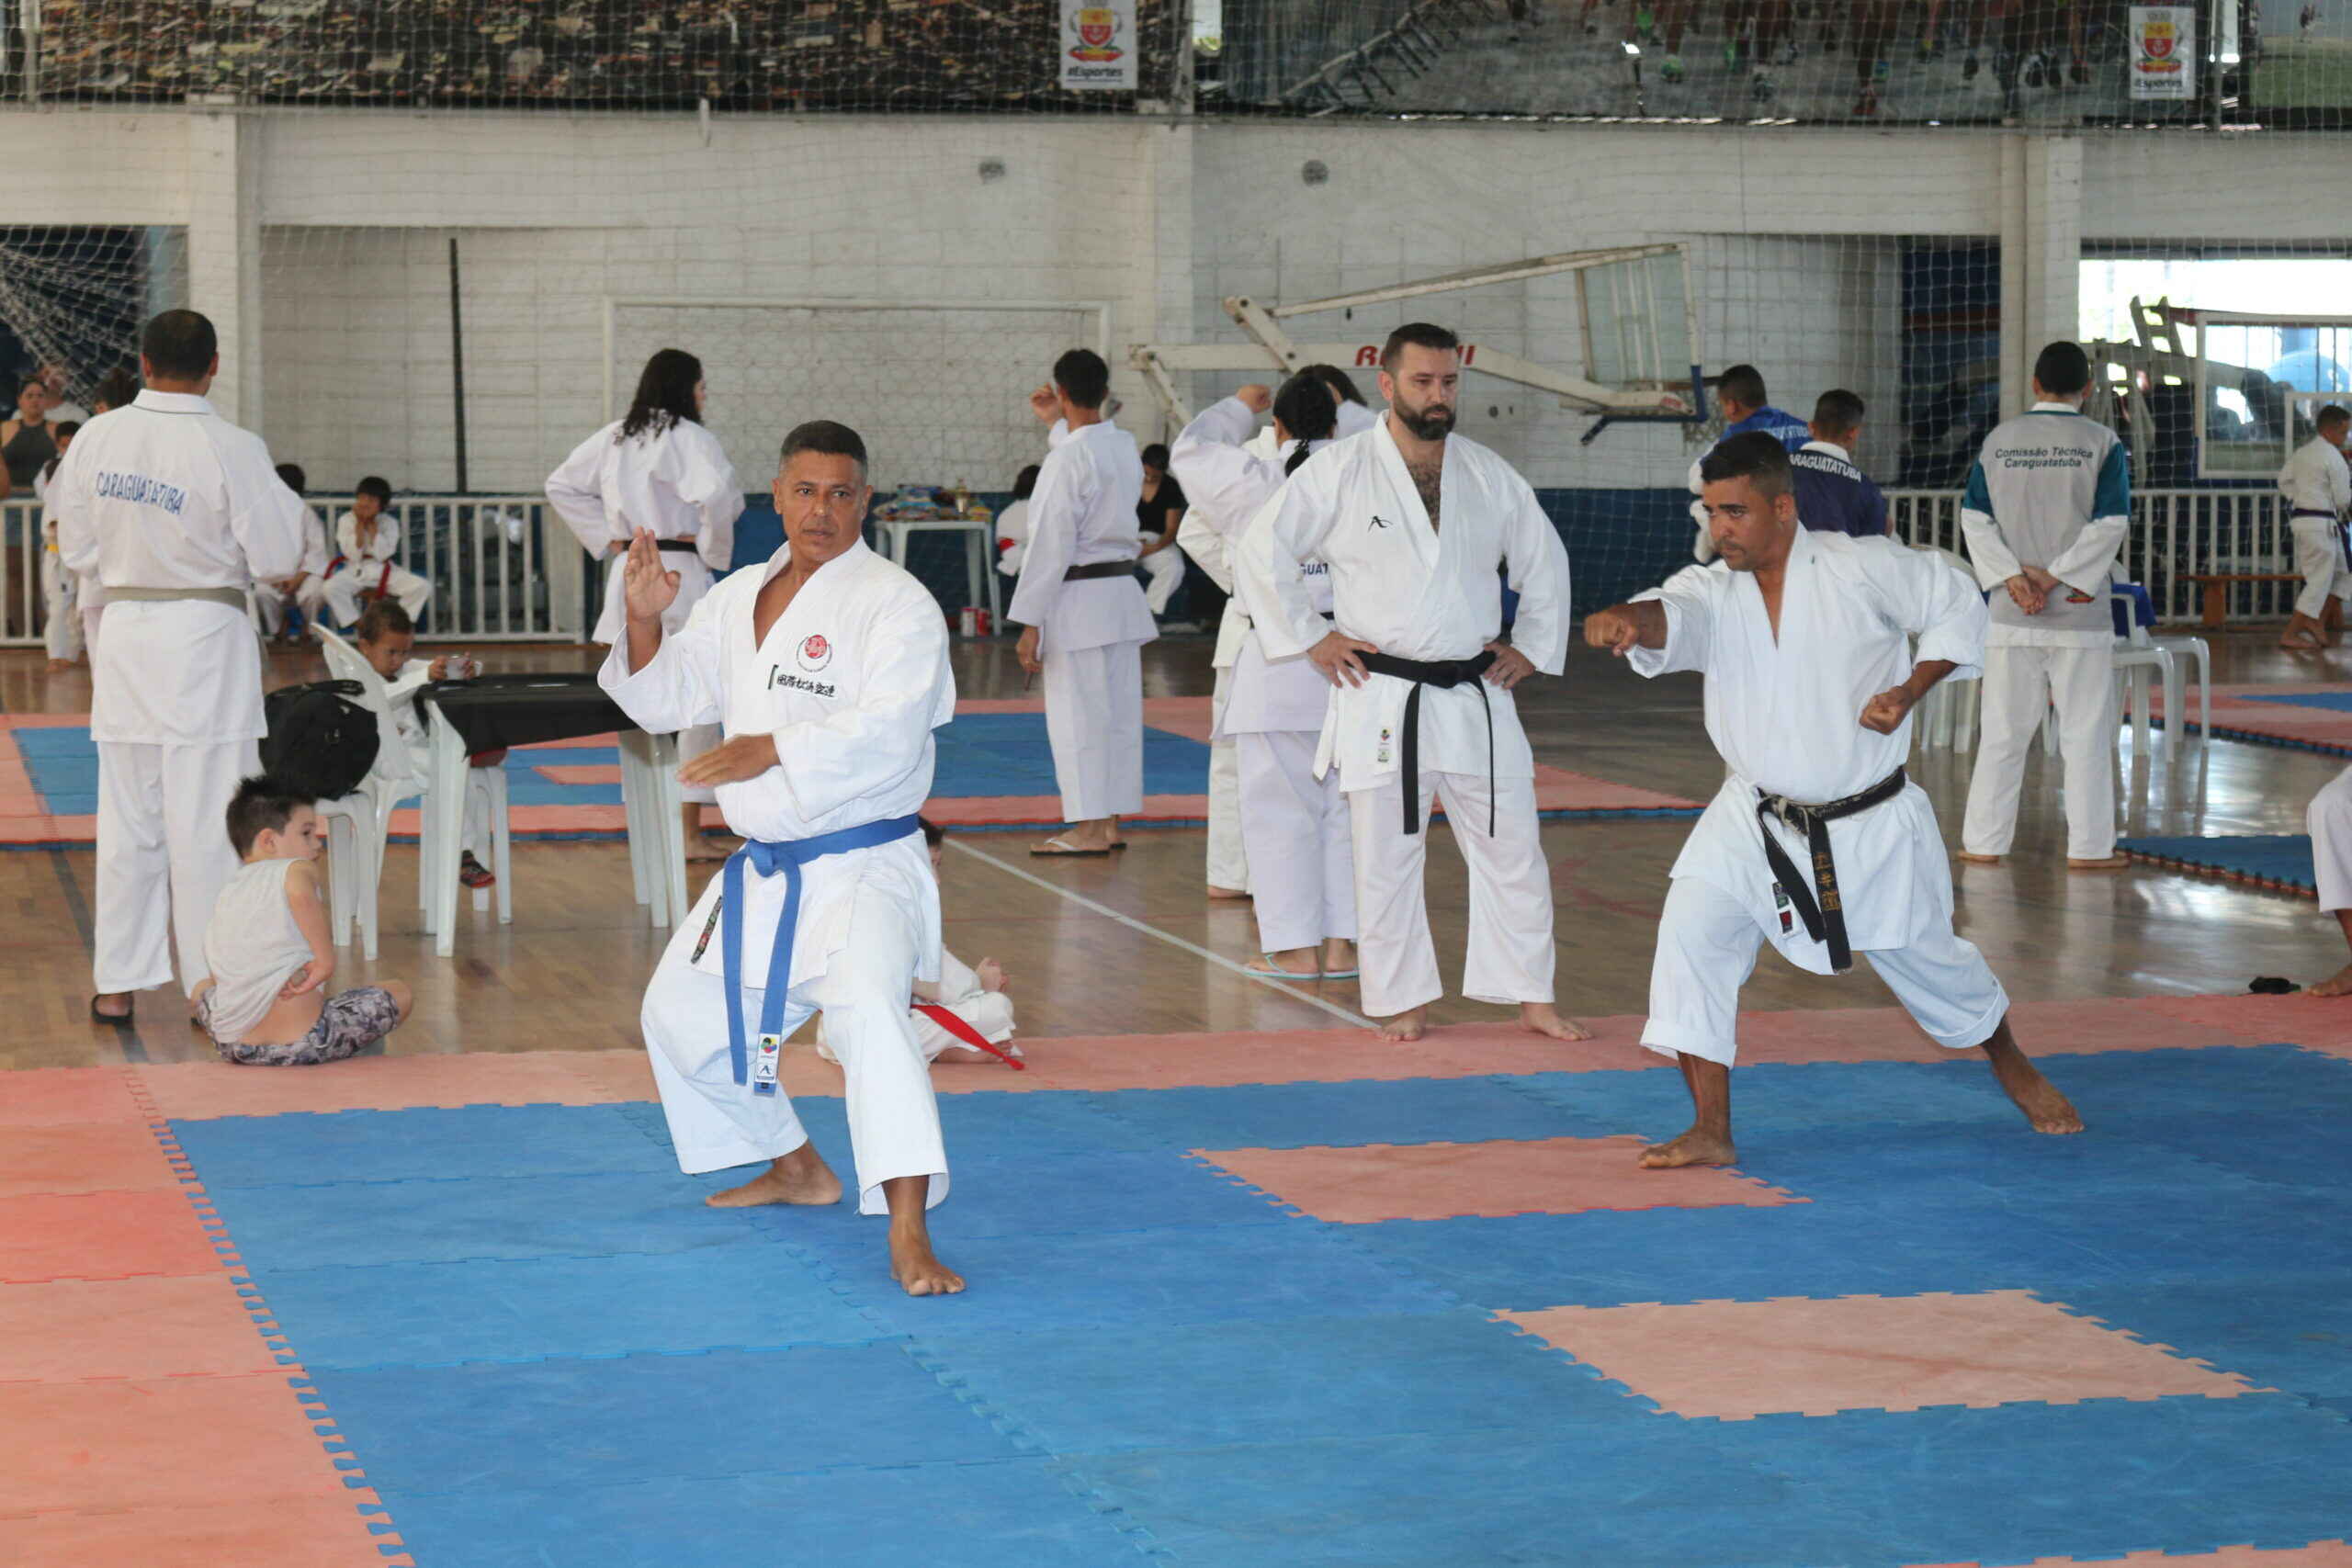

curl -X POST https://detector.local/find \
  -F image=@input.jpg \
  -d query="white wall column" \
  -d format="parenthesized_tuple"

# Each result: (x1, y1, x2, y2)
(1998, 133, 2083, 419)
(185, 113, 264, 426)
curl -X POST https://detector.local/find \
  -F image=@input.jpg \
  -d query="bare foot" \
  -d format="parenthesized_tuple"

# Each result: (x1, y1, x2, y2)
(2067, 853, 2132, 872)
(1521, 1001, 1593, 1041)
(44, 658, 73, 672)
(1986, 1053, 2084, 1134)
(1319, 939, 1359, 976)
(2309, 963, 2352, 998)
(1638, 1127, 1736, 1168)
(1376, 1005, 1428, 1043)
(1956, 851, 2003, 865)
(889, 1224, 967, 1296)
(1206, 885, 1251, 900)
(685, 835, 739, 864)
(705, 1149, 844, 1208)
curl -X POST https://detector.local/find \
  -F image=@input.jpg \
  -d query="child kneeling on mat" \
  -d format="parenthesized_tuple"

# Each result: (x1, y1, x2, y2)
(818, 818, 1022, 1068)
(193, 776, 413, 1066)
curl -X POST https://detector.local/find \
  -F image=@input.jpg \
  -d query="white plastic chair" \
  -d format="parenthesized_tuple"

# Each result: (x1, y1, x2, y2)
(2147, 628, 2211, 750)
(312, 626, 430, 960)
(1912, 547, 1981, 752)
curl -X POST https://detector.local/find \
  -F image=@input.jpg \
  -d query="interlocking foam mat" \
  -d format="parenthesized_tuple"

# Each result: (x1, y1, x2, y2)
(2120, 832, 2319, 897)
(6, 993, 2351, 1567)
(2153, 682, 2352, 757)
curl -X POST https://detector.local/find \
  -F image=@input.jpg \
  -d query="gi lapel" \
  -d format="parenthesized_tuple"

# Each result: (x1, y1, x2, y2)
(1368, 421, 1442, 576)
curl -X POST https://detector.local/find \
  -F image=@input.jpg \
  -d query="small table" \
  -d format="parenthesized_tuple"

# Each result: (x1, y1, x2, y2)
(875, 518, 1001, 632)
(419, 674, 685, 958)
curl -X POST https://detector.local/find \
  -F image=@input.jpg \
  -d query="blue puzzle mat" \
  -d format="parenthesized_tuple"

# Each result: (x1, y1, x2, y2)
(2120, 832, 2317, 893)
(2246, 690, 2352, 713)
(167, 1043, 2352, 1567)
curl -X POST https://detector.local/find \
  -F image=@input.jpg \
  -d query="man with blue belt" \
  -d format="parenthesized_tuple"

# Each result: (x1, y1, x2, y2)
(599, 420, 965, 1297)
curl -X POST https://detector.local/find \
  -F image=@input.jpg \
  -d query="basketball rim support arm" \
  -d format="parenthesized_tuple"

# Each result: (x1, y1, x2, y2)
(1127, 244, 1704, 435)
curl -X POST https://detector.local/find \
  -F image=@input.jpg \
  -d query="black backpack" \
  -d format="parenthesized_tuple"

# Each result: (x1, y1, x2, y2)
(261, 680, 381, 800)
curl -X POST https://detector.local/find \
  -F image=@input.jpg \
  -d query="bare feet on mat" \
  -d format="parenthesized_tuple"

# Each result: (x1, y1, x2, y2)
(1205, 885, 1251, 900)
(1376, 1005, 1428, 1043)
(705, 1147, 844, 1208)
(889, 1224, 967, 1296)
(1985, 1053, 2084, 1134)
(1638, 1127, 1736, 1168)
(2309, 962, 2352, 998)
(1956, 851, 2002, 865)
(1521, 1001, 1593, 1041)
(2067, 853, 2131, 871)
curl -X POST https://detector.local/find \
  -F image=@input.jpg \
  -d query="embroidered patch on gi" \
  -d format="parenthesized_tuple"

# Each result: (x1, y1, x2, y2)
(1369, 513, 1393, 530)
(1772, 881, 1794, 935)
(1377, 726, 1393, 765)
(755, 1033, 782, 1083)
(690, 897, 721, 964)
(797, 634, 834, 672)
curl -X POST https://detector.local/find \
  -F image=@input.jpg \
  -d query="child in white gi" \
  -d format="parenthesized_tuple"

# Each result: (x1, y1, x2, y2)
(194, 776, 413, 1066)
(322, 476, 433, 628)
(818, 818, 1020, 1066)
(37, 420, 81, 670)
(352, 599, 497, 889)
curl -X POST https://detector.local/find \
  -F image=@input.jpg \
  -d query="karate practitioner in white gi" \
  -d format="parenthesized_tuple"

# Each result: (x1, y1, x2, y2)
(599, 419, 964, 1297)
(51, 310, 311, 1024)
(320, 477, 433, 626)
(1586, 432, 2083, 1168)
(548, 347, 746, 861)
(37, 423, 83, 668)
(1171, 375, 1358, 980)
(1011, 348, 1156, 857)
(251, 482, 331, 642)
(2306, 763, 2352, 996)
(2278, 405, 2352, 652)
(1173, 485, 1253, 900)
(1238, 323, 1584, 1043)
(1958, 342, 2133, 871)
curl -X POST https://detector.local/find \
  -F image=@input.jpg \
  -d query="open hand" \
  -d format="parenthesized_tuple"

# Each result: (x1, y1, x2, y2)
(624, 529, 681, 624)
(677, 733, 779, 787)
(975, 958, 1008, 993)
(1311, 630, 1379, 688)
(1482, 641, 1537, 690)
(1236, 383, 1273, 413)
(1859, 684, 1918, 734)
(1583, 607, 1644, 657)
(1029, 384, 1061, 425)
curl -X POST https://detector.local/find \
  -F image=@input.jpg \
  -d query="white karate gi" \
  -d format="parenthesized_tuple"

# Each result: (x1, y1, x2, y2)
(251, 509, 332, 637)
(547, 416, 744, 807)
(1171, 396, 1354, 954)
(1631, 530, 2007, 1066)
(381, 659, 492, 861)
(1139, 541, 1185, 615)
(36, 468, 82, 661)
(1959, 402, 2132, 862)
(2278, 435, 2352, 621)
(2309, 765, 2352, 914)
(322, 511, 433, 626)
(1007, 420, 1156, 823)
(599, 539, 956, 1214)
(1238, 417, 1570, 1017)
(51, 390, 310, 996)
(994, 499, 1031, 579)
(816, 947, 1018, 1065)
(1173, 502, 1250, 893)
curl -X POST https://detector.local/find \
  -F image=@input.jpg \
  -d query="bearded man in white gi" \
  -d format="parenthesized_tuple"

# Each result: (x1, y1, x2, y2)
(1010, 347, 1156, 857)
(1238, 323, 1585, 1044)
(1586, 433, 2082, 1168)
(2277, 403, 2352, 652)
(51, 310, 310, 1025)
(600, 420, 964, 1298)
(1958, 341, 2132, 871)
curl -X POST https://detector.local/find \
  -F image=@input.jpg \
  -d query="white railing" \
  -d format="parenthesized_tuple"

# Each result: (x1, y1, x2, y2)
(0, 495, 593, 648)
(1892, 486, 2294, 626)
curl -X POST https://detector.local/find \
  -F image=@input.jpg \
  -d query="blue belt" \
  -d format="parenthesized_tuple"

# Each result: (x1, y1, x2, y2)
(720, 813, 922, 1095)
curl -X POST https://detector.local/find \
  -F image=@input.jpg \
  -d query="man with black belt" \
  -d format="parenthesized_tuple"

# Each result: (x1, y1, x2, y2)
(2278, 404, 2352, 652)
(1011, 348, 1156, 857)
(1585, 434, 2081, 1169)
(1237, 322, 1583, 1044)
(51, 309, 311, 1024)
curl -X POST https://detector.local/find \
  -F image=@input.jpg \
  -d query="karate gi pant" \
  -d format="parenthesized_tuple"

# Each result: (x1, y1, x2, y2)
(1205, 668, 1249, 891)
(2291, 520, 2352, 621)
(1643, 874, 2008, 1066)
(41, 553, 80, 661)
(1043, 640, 1144, 822)
(1140, 549, 1185, 615)
(94, 738, 255, 996)
(322, 564, 432, 628)
(1238, 730, 1355, 954)
(81, 606, 105, 663)
(1348, 769, 1554, 1019)
(253, 576, 331, 637)
(817, 988, 1016, 1065)
(2309, 765, 2352, 913)
(639, 884, 948, 1216)
(1962, 643, 2116, 861)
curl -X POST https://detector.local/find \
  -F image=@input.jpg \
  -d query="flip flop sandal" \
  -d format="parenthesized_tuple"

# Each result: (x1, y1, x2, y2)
(1030, 836, 1113, 857)
(1243, 956, 1323, 980)
(89, 996, 133, 1027)
(1317, 966, 1362, 981)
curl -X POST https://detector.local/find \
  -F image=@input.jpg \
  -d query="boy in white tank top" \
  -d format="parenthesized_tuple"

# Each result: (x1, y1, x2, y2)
(193, 777, 413, 1066)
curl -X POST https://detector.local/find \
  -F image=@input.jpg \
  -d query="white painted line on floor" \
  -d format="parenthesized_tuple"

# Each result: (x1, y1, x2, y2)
(949, 839, 1375, 1030)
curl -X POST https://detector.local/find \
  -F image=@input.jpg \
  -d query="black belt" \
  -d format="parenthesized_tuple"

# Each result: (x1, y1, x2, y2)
(655, 538, 700, 555)
(1752, 766, 1906, 975)
(1065, 558, 1138, 582)
(1360, 649, 1498, 836)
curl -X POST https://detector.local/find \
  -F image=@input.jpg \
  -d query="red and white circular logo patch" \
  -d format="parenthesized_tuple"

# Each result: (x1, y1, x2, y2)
(797, 634, 833, 672)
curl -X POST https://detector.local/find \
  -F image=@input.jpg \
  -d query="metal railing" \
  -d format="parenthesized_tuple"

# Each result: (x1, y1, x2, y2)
(1892, 486, 2298, 626)
(0, 494, 592, 649)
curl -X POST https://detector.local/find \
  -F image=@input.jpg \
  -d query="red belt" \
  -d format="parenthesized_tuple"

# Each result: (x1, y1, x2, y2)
(913, 1002, 1024, 1068)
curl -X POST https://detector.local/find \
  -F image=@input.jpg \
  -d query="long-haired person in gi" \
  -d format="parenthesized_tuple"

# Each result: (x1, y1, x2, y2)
(1237, 323, 1586, 1044)
(548, 347, 746, 862)
(598, 421, 964, 1297)
(1584, 434, 2082, 1170)
(1170, 372, 1357, 981)
(1011, 348, 1156, 857)
(51, 310, 311, 1026)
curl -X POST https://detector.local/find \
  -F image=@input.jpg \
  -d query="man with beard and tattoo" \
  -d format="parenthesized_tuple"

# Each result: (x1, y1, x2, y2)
(1236, 322, 1586, 1046)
